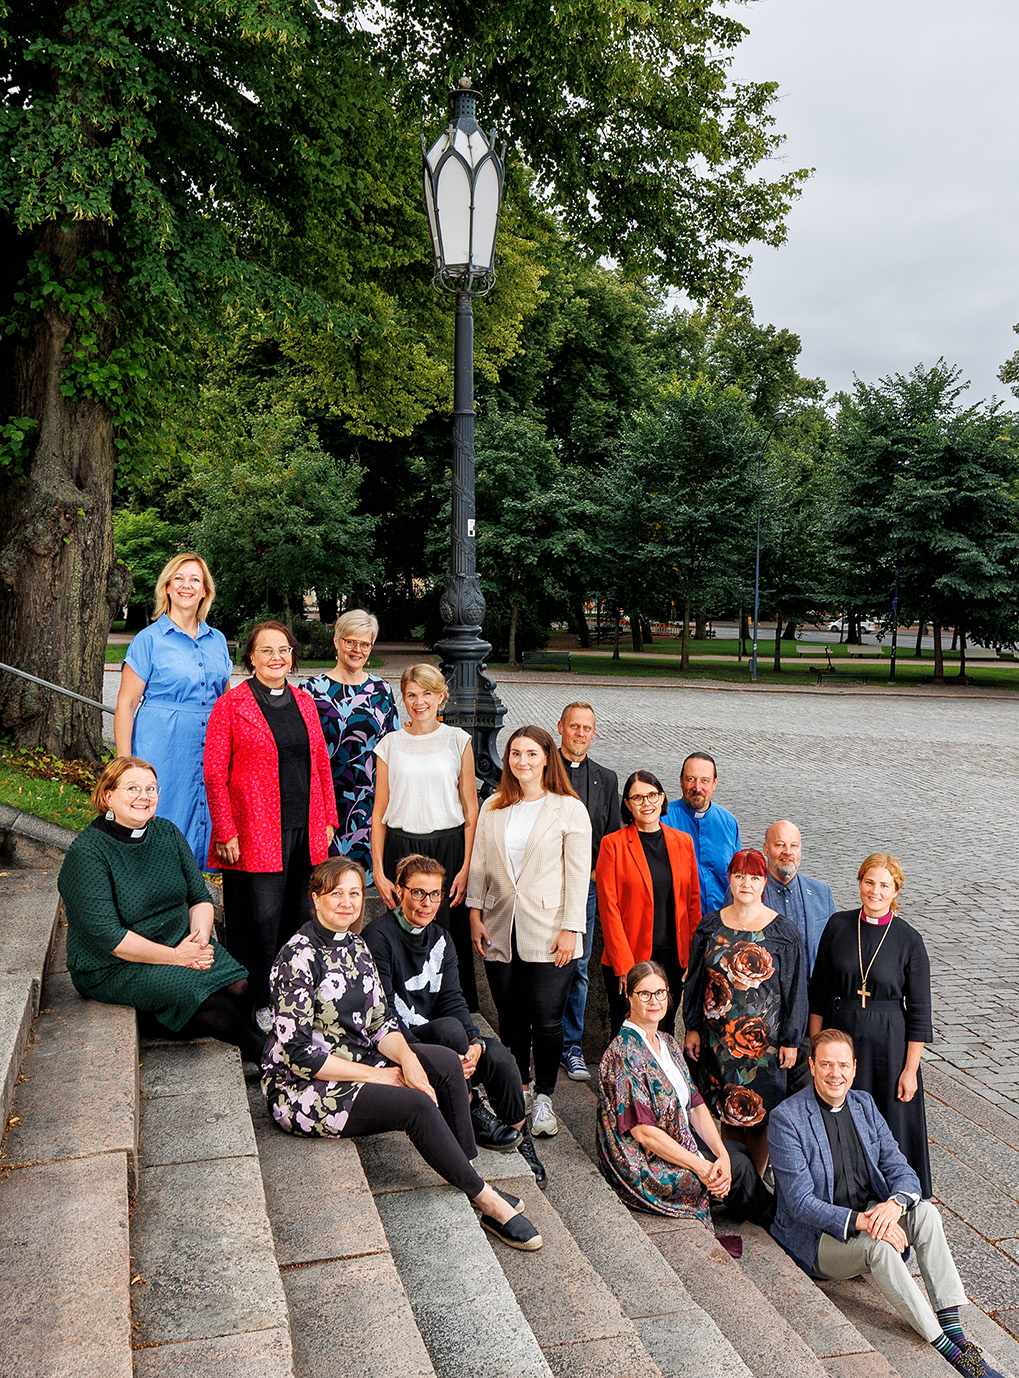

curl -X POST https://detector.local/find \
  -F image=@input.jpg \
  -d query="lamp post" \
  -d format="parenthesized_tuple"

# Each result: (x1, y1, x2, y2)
(422, 77, 507, 787)
(749, 409, 790, 683)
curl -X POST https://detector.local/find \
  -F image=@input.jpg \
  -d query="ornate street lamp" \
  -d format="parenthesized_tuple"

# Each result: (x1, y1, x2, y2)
(423, 76, 507, 786)
(749, 408, 790, 683)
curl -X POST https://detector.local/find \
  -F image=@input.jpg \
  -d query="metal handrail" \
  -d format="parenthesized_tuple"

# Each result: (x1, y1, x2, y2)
(0, 661, 114, 714)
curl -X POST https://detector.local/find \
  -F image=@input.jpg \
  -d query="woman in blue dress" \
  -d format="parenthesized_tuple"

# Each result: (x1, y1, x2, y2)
(114, 552, 232, 871)
(299, 609, 398, 883)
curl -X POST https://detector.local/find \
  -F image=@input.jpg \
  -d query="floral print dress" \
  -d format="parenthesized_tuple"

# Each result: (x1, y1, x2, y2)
(262, 916, 399, 1135)
(299, 673, 399, 882)
(682, 910, 807, 1128)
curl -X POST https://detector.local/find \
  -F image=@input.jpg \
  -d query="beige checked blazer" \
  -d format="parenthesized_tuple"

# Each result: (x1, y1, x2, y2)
(466, 792, 592, 964)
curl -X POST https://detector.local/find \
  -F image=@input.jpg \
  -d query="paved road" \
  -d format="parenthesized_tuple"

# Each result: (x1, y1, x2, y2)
(494, 680, 1019, 1110)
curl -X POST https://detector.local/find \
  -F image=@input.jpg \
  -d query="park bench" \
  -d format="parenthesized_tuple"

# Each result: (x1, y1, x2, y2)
(520, 650, 572, 671)
(955, 644, 998, 660)
(812, 668, 870, 686)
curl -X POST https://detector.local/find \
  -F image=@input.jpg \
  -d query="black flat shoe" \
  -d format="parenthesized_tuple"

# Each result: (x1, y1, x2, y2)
(517, 1130, 547, 1189)
(471, 1097, 524, 1152)
(473, 1187, 524, 1217)
(480, 1211, 542, 1251)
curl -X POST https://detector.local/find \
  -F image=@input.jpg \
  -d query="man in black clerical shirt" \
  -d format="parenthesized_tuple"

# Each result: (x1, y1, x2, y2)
(556, 702, 620, 1080)
(768, 1030, 1003, 1378)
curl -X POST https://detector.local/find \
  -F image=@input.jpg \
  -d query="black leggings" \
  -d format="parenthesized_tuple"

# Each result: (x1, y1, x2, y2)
(416, 1017, 526, 1127)
(342, 1043, 485, 1198)
(485, 944, 577, 1097)
(221, 827, 313, 1007)
(147, 979, 265, 1064)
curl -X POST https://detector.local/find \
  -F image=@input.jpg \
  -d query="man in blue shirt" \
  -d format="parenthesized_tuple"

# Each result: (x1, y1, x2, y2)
(663, 752, 740, 913)
(763, 819, 836, 1092)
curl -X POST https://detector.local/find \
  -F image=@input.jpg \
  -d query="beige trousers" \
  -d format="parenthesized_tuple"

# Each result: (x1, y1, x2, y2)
(814, 1200, 966, 1342)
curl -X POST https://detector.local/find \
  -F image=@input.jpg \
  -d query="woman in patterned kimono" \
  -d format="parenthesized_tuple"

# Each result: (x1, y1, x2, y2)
(683, 849, 807, 1177)
(262, 857, 542, 1251)
(300, 609, 398, 883)
(597, 962, 772, 1225)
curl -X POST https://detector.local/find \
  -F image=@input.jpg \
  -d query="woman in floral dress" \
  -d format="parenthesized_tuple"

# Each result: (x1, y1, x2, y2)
(300, 610, 398, 883)
(261, 857, 542, 1251)
(683, 849, 807, 1175)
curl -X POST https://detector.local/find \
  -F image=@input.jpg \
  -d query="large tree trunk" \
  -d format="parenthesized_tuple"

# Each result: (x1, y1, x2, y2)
(612, 603, 621, 661)
(0, 223, 131, 761)
(782, 619, 797, 641)
(629, 610, 643, 653)
(739, 611, 750, 656)
(931, 620, 944, 682)
(694, 611, 707, 640)
(574, 598, 591, 649)
(681, 597, 691, 671)
(773, 614, 783, 672)
(508, 599, 519, 666)
(958, 627, 967, 678)
(317, 591, 338, 627)
(640, 616, 653, 645)
(913, 619, 926, 657)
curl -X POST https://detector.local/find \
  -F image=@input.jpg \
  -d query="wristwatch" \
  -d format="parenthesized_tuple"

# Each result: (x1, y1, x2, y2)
(469, 1038, 487, 1054)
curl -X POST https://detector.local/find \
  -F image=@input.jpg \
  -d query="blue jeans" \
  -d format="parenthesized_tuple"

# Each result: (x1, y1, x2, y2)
(561, 880, 598, 1056)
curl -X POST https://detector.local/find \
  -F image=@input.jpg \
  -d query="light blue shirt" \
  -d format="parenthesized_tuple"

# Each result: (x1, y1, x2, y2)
(662, 798, 740, 913)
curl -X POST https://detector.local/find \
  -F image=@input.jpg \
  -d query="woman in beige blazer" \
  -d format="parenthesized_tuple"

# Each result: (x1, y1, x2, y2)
(468, 725, 592, 1139)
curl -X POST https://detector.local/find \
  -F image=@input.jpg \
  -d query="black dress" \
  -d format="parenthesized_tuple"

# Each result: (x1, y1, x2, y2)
(808, 909, 933, 1197)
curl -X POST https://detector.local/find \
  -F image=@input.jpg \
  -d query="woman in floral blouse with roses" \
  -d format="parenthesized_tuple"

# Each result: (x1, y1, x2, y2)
(683, 849, 807, 1176)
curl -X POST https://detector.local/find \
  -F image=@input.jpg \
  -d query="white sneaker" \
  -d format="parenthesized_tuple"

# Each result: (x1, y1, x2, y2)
(523, 1087, 535, 1119)
(255, 1006, 273, 1033)
(530, 1093, 558, 1137)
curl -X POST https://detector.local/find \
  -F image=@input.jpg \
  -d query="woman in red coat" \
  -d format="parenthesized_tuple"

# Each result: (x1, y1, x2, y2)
(597, 770, 701, 1037)
(204, 621, 337, 1028)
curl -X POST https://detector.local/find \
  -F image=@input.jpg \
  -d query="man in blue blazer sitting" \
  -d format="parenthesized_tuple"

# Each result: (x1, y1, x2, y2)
(768, 1029, 1002, 1378)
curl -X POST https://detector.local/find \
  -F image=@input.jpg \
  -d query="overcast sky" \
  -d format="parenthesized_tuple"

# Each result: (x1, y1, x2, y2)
(726, 0, 1019, 407)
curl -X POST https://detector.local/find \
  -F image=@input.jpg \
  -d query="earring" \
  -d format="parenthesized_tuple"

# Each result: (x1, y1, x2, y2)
(105, 809, 115, 821)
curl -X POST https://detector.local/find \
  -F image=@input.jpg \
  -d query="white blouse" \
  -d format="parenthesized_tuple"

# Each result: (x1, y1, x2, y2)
(375, 725, 469, 833)
(622, 1019, 692, 1110)
(504, 797, 545, 879)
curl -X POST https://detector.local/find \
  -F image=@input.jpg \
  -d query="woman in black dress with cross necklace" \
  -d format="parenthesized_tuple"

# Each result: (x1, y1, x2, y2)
(808, 852, 933, 1197)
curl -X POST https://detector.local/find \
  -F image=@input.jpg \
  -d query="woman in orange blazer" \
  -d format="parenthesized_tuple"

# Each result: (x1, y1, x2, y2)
(597, 770, 701, 1037)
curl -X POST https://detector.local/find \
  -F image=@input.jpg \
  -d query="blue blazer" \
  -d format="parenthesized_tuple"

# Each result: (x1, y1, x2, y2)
(763, 872, 836, 975)
(767, 1086, 921, 1273)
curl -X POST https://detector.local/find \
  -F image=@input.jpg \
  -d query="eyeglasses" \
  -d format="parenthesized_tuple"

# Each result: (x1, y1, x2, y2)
(117, 784, 160, 797)
(406, 888, 443, 904)
(340, 638, 373, 653)
(253, 645, 293, 657)
(634, 989, 669, 1003)
(627, 791, 662, 807)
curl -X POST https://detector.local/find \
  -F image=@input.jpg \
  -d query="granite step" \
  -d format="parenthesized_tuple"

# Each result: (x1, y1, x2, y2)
(0, 865, 61, 1129)
(357, 1130, 555, 1378)
(0, 892, 135, 1378)
(131, 1039, 295, 1378)
(247, 1082, 437, 1378)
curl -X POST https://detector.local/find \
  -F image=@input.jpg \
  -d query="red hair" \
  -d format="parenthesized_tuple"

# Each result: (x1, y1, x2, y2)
(728, 848, 768, 879)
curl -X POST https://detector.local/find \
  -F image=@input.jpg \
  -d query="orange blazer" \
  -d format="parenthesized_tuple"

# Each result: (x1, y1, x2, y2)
(596, 824, 702, 976)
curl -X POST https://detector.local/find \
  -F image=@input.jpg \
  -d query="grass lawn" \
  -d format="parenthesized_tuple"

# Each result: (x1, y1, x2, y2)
(0, 749, 95, 832)
(104, 645, 381, 671)
(492, 653, 1019, 690)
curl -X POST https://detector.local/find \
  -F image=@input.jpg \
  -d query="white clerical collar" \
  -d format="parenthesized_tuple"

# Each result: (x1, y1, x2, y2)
(130, 826, 148, 839)
(269, 685, 286, 696)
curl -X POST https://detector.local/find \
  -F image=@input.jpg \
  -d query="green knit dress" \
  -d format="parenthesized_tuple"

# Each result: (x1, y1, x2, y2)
(58, 817, 247, 1030)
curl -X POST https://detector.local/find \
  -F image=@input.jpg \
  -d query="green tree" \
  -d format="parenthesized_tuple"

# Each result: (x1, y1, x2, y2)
(828, 363, 1019, 680)
(188, 405, 378, 632)
(112, 509, 184, 631)
(606, 380, 762, 668)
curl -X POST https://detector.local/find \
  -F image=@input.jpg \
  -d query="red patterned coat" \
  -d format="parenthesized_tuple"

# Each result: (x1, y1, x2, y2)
(204, 680, 338, 872)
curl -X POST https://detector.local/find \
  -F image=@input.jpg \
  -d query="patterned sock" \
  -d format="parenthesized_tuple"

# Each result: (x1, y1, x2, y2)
(932, 1334, 963, 1364)
(937, 1307, 966, 1343)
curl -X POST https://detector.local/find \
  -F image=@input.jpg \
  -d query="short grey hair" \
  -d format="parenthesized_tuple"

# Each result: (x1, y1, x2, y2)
(334, 609, 379, 644)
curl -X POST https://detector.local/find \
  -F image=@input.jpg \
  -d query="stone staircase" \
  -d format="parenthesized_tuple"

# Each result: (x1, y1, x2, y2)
(3, 843, 1019, 1378)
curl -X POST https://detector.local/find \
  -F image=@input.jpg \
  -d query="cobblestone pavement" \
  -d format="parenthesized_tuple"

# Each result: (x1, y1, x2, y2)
(494, 679, 1019, 1112)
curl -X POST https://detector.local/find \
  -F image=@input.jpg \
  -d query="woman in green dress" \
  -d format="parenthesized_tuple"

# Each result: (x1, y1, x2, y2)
(57, 756, 263, 1061)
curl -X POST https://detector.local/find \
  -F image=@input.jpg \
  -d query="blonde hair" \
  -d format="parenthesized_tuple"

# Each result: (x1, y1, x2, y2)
(857, 852, 905, 913)
(334, 609, 379, 645)
(152, 552, 215, 623)
(92, 756, 157, 812)
(400, 663, 448, 706)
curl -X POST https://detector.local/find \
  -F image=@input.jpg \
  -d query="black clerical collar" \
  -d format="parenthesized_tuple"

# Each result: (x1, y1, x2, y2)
(814, 1088, 848, 1115)
(311, 916, 353, 945)
(94, 815, 148, 843)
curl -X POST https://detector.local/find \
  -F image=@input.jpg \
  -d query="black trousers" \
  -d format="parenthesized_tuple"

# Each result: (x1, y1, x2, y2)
(415, 1016, 526, 1127)
(342, 1044, 484, 1198)
(221, 827, 313, 1007)
(602, 950, 685, 1040)
(696, 1132, 775, 1227)
(383, 824, 478, 1011)
(485, 944, 577, 1097)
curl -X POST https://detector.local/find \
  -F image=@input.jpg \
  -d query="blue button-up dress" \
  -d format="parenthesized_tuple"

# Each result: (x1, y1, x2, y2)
(125, 615, 233, 869)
